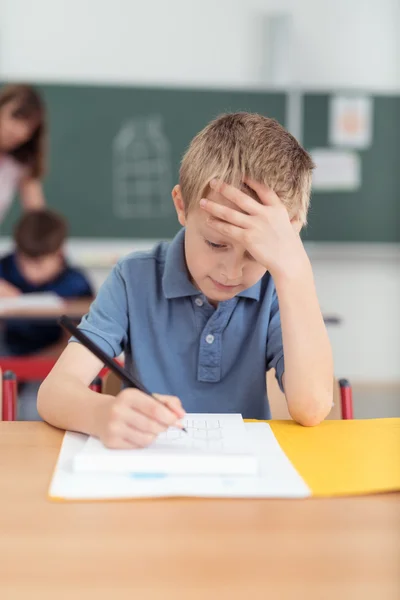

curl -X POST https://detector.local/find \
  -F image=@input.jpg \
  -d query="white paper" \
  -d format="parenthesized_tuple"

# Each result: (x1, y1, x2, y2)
(0, 292, 63, 311)
(329, 95, 373, 149)
(311, 148, 361, 191)
(73, 414, 258, 476)
(49, 423, 311, 500)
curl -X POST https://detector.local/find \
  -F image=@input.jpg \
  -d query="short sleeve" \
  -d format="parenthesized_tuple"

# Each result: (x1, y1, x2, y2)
(266, 290, 285, 392)
(70, 262, 129, 358)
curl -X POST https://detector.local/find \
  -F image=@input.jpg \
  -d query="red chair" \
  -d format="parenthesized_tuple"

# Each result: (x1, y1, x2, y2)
(0, 371, 104, 421)
(0, 357, 113, 383)
(338, 379, 353, 420)
(2, 370, 18, 421)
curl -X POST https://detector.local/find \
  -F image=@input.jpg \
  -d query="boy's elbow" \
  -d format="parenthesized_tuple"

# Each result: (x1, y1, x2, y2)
(292, 412, 325, 427)
(288, 393, 332, 427)
(37, 379, 51, 421)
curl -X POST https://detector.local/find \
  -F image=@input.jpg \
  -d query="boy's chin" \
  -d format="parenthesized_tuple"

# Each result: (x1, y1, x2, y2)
(200, 278, 242, 303)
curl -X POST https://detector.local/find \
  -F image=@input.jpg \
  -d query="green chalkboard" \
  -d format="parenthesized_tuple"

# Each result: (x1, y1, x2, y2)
(1, 84, 399, 241)
(1, 84, 285, 239)
(303, 94, 400, 242)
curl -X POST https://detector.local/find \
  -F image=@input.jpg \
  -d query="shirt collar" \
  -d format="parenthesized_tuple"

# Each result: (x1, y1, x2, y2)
(162, 228, 262, 301)
(236, 279, 262, 301)
(162, 229, 199, 299)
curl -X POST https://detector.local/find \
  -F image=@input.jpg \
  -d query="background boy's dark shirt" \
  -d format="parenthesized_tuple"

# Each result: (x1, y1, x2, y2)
(0, 253, 93, 355)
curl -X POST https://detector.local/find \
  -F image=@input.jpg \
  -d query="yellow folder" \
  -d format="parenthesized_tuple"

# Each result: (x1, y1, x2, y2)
(268, 418, 400, 496)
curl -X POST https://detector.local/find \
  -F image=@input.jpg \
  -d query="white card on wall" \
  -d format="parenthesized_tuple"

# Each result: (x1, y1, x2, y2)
(311, 148, 361, 191)
(329, 96, 373, 149)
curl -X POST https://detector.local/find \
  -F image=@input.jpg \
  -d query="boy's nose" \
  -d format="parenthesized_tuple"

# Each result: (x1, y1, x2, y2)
(220, 257, 243, 282)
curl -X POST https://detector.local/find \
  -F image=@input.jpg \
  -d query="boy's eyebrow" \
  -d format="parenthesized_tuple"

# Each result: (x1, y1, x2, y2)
(198, 223, 229, 243)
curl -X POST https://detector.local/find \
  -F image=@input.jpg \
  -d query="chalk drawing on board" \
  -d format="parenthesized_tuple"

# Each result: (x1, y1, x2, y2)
(113, 115, 173, 218)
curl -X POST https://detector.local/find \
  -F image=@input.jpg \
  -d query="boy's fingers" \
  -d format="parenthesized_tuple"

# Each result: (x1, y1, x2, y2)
(207, 217, 243, 242)
(117, 405, 168, 435)
(243, 178, 281, 207)
(124, 390, 180, 427)
(200, 199, 249, 228)
(122, 425, 157, 448)
(104, 421, 140, 449)
(105, 437, 138, 449)
(153, 393, 185, 417)
(209, 179, 260, 215)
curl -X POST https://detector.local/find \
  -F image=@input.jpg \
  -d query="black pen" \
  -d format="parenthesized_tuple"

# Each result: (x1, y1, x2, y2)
(59, 315, 187, 433)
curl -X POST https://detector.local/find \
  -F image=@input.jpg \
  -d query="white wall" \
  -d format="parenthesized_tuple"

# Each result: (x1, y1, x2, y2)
(1, 0, 400, 90)
(0, 0, 399, 382)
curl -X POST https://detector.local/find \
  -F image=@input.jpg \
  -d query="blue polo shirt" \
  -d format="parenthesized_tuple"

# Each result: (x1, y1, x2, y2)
(76, 229, 285, 419)
(0, 253, 93, 355)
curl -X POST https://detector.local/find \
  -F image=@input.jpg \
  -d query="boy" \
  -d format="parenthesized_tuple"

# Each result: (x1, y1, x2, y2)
(0, 209, 93, 357)
(38, 113, 333, 447)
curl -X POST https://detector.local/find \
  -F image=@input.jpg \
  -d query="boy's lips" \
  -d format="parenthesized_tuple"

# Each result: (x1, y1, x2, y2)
(209, 277, 241, 291)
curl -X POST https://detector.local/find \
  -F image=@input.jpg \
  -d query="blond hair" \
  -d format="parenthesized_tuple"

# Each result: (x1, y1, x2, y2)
(179, 112, 314, 225)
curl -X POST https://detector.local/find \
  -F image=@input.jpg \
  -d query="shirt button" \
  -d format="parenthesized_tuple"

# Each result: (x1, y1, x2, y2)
(195, 297, 204, 307)
(206, 334, 215, 344)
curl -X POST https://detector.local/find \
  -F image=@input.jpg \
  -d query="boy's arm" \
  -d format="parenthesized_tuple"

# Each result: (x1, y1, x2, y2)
(37, 342, 110, 435)
(37, 342, 184, 445)
(276, 261, 333, 425)
(201, 178, 333, 426)
(38, 263, 185, 446)
(38, 261, 130, 434)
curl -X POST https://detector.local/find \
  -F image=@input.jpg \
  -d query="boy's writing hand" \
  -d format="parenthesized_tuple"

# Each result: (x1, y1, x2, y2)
(0, 279, 21, 298)
(94, 389, 185, 449)
(200, 179, 308, 280)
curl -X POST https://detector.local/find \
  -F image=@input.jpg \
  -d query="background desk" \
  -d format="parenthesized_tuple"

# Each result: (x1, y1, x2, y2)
(0, 422, 399, 600)
(0, 298, 91, 322)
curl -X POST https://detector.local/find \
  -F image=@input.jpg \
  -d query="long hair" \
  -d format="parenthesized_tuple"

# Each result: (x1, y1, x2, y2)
(0, 84, 47, 178)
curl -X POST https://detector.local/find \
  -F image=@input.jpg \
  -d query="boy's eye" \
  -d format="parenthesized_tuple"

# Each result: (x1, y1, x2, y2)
(205, 240, 226, 250)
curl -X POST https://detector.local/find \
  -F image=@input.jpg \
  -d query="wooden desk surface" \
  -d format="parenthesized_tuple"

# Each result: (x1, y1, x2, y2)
(0, 423, 399, 600)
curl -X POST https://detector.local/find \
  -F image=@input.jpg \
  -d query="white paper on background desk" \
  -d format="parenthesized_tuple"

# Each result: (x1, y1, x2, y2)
(73, 414, 258, 476)
(49, 424, 311, 500)
(0, 292, 63, 311)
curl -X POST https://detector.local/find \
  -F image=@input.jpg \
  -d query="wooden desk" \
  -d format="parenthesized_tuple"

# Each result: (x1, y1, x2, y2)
(0, 423, 399, 600)
(0, 298, 91, 321)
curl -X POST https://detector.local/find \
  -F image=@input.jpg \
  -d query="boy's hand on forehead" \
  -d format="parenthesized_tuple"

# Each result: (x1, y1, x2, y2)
(199, 179, 308, 280)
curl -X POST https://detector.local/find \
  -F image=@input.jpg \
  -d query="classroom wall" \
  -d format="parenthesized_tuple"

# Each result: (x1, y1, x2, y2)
(1, 0, 400, 90)
(0, 0, 399, 383)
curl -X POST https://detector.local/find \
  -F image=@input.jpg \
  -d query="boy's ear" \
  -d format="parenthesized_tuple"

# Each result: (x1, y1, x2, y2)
(172, 185, 186, 226)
